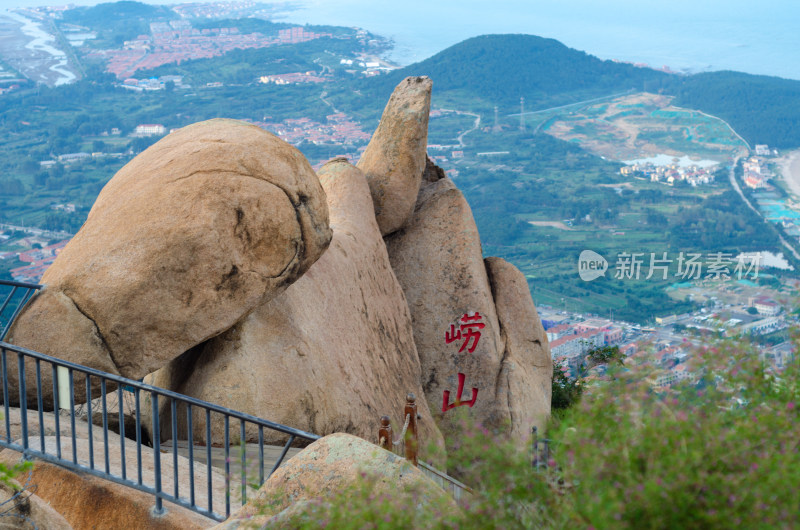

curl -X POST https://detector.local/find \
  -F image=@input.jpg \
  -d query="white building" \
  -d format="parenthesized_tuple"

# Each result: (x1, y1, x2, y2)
(754, 300, 780, 316)
(739, 317, 782, 336)
(134, 124, 167, 137)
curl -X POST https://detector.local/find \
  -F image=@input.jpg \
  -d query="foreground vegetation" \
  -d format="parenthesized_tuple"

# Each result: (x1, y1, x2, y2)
(265, 338, 799, 528)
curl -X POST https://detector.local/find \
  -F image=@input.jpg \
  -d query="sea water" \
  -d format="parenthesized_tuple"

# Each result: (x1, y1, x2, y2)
(277, 0, 800, 80)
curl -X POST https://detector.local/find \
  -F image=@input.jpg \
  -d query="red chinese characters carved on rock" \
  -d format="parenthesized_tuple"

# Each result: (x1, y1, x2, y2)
(442, 311, 483, 413)
(444, 312, 485, 353)
(442, 372, 478, 412)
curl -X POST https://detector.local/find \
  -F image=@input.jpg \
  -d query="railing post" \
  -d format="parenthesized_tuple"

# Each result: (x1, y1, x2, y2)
(404, 393, 418, 466)
(532, 426, 538, 468)
(17, 352, 28, 454)
(152, 393, 165, 516)
(378, 416, 392, 451)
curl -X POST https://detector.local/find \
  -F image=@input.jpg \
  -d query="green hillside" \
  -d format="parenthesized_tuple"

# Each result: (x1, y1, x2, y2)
(61, 0, 175, 24)
(671, 71, 800, 149)
(358, 34, 671, 109)
(346, 35, 800, 149)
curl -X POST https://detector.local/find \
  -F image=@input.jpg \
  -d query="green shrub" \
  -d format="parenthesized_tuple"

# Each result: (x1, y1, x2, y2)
(546, 338, 800, 529)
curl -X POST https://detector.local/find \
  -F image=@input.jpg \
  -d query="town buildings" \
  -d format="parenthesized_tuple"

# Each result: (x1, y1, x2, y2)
(621, 161, 717, 186)
(89, 20, 335, 79)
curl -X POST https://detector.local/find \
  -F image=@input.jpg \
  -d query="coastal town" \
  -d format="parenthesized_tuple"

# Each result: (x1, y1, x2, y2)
(0, 3, 392, 92)
(539, 275, 797, 390)
(91, 22, 336, 79)
(30, 108, 374, 174)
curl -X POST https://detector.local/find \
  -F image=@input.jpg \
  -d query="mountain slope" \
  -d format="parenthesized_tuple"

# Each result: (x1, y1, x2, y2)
(359, 34, 671, 109)
(671, 71, 800, 149)
(351, 34, 800, 148)
(61, 1, 177, 44)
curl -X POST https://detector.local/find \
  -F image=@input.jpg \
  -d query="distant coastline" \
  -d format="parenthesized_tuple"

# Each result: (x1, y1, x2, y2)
(1, 1, 798, 81)
(277, 0, 800, 80)
(3, 9, 77, 85)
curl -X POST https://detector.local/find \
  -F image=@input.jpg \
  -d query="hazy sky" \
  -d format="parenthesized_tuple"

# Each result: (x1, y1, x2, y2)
(2, 0, 798, 79)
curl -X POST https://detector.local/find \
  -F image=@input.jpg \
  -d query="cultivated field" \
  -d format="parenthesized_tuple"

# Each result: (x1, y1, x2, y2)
(542, 92, 746, 162)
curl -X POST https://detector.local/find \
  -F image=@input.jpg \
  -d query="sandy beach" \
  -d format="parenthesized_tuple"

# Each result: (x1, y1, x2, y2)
(777, 149, 800, 199)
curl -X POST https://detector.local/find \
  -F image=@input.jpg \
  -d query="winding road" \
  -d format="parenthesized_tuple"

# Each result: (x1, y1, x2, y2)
(726, 153, 800, 261)
(437, 108, 481, 147)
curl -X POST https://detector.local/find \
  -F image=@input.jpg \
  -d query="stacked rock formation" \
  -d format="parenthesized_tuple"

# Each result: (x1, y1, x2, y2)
(146, 158, 444, 457)
(385, 166, 552, 449)
(6, 77, 551, 467)
(357, 76, 432, 236)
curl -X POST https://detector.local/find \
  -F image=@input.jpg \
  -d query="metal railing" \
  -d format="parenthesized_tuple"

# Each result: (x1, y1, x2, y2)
(0, 280, 41, 340)
(0, 280, 320, 522)
(531, 426, 553, 471)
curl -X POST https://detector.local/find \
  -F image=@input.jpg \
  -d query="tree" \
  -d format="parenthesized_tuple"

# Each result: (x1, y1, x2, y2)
(551, 361, 583, 410)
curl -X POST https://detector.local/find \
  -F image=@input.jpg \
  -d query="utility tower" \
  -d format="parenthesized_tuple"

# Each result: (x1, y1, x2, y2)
(519, 97, 525, 131)
(493, 106, 499, 131)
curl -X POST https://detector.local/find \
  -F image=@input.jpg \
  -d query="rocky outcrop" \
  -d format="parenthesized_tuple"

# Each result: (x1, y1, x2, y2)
(485, 257, 552, 439)
(357, 76, 432, 236)
(213, 433, 456, 529)
(0, 434, 227, 529)
(0, 478, 72, 530)
(6, 119, 332, 404)
(386, 167, 551, 447)
(385, 174, 508, 445)
(146, 159, 444, 461)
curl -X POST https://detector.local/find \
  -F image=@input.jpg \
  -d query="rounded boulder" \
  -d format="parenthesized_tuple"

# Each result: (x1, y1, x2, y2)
(8, 118, 331, 387)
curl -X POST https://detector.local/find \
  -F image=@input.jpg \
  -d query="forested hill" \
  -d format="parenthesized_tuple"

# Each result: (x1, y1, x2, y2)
(62, 0, 175, 24)
(358, 34, 672, 110)
(670, 71, 800, 149)
(61, 1, 177, 43)
(354, 34, 800, 148)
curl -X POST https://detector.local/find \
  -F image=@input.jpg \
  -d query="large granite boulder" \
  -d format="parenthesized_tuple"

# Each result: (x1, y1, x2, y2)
(146, 159, 444, 461)
(485, 257, 552, 438)
(0, 478, 72, 530)
(385, 165, 551, 447)
(7, 119, 331, 403)
(213, 433, 456, 529)
(385, 172, 506, 443)
(357, 76, 432, 236)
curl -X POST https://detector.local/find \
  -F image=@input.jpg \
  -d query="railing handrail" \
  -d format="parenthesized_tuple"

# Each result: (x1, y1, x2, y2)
(0, 280, 41, 341)
(418, 461, 474, 493)
(531, 426, 553, 471)
(0, 280, 42, 290)
(0, 340, 320, 441)
(0, 440, 222, 520)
